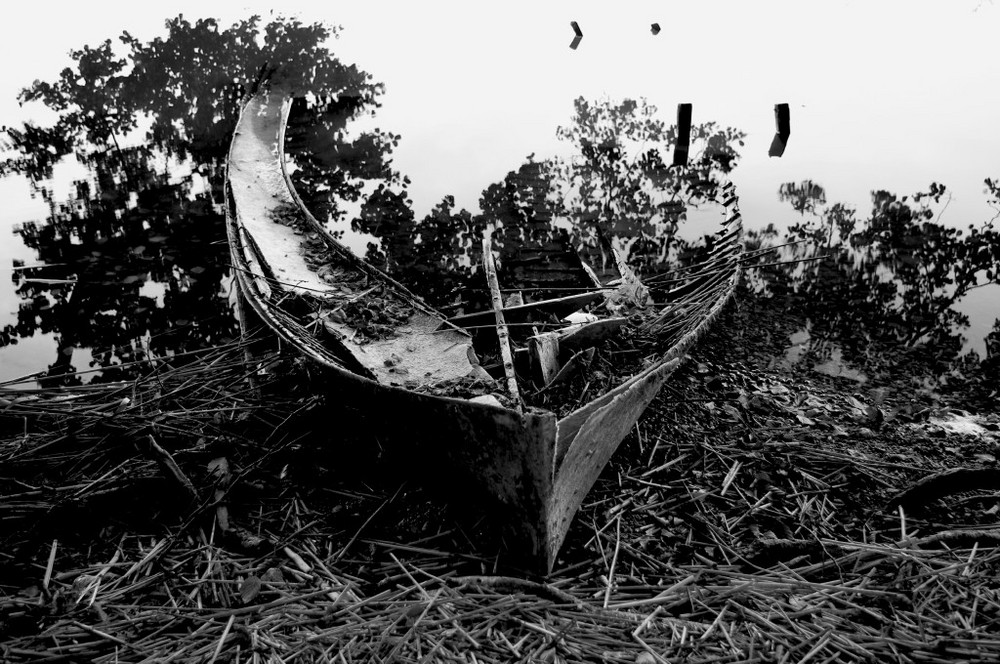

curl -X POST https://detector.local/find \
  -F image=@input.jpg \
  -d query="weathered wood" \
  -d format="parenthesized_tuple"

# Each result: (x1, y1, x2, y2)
(539, 347, 594, 393)
(547, 357, 681, 563)
(578, 257, 604, 289)
(609, 240, 650, 309)
(673, 103, 692, 166)
(324, 371, 557, 564)
(483, 236, 521, 406)
(142, 434, 199, 504)
(227, 86, 476, 388)
(504, 291, 524, 308)
(528, 332, 561, 386)
(558, 317, 627, 349)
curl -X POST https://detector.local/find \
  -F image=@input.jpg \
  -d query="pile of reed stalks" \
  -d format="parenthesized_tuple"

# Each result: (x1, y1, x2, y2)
(3, 328, 999, 663)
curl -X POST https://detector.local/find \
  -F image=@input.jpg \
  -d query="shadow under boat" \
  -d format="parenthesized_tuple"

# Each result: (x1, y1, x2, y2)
(225, 81, 744, 572)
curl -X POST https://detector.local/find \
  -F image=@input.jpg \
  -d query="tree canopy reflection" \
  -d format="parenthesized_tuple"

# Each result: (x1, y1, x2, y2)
(288, 94, 747, 311)
(1, 15, 391, 383)
(754, 179, 1000, 394)
(9, 12, 989, 396)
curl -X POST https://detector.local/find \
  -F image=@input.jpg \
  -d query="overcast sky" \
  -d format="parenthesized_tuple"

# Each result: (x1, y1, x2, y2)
(0, 0, 997, 371)
(2, 0, 998, 228)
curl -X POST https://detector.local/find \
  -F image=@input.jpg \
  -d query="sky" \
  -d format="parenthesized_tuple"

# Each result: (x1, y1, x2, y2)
(0, 0, 998, 372)
(1, 0, 998, 226)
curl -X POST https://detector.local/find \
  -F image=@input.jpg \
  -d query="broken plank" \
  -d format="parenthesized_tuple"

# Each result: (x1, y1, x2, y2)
(528, 332, 561, 386)
(610, 241, 650, 308)
(535, 347, 594, 394)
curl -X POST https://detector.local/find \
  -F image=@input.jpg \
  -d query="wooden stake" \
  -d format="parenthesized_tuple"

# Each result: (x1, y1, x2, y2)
(231, 277, 259, 395)
(482, 237, 521, 407)
(673, 103, 692, 166)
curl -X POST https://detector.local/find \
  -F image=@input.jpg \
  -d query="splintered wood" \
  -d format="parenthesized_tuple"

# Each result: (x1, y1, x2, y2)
(529, 332, 561, 386)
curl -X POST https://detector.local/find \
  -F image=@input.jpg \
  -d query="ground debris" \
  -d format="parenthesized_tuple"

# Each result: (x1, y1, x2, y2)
(3, 291, 1000, 663)
(266, 202, 416, 343)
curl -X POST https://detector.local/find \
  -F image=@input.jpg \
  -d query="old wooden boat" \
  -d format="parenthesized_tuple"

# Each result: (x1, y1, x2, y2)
(225, 83, 744, 571)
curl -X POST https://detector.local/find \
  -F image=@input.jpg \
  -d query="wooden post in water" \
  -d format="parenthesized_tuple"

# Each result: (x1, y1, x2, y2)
(769, 103, 790, 157)
(569, 21, 583, 49)
(673, 103, 692, 167)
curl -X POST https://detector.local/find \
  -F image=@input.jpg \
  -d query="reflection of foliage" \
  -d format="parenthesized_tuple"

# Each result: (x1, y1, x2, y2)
(551, 97, 745, 270)
(779, 180, 826, 216)
(479, 160, 592, 297)
(986, 177, 1000, 223)
(0, 124, 75, 183)
(366, 192, 486, 308)
(298, 96, 747, 313)
(285, 95, 403, 232)
(4, 16, 378, 175)
(1, 15, 387, 384)
(757, 180, 1000, 385)
(4, 146, 237, 384)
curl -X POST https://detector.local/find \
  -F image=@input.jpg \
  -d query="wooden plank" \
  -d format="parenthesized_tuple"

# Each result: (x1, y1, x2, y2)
(483, 237, 520, 406)
(673, 103, 692, 166)
(528, 332, 561, 386)
(578, 258, 604, 289)
(558, 317, 627, 349)
(228, 85, 477, 389)
(539, 347, 594, 392)
(610, 241, 650, 308)
(324, 373, 558, 569)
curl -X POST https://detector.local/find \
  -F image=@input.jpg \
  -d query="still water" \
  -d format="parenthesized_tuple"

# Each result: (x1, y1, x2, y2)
(1, 3, 998, 387)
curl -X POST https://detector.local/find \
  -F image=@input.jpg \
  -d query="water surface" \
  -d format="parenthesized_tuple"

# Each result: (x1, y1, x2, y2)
(1, 5, 997, 388)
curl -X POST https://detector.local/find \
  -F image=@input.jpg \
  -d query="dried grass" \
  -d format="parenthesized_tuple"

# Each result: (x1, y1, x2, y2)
(3, 330, 999, 663)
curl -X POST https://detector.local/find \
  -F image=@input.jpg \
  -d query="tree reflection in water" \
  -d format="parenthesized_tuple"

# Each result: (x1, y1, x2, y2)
(753, 179, 1000, 392)
(1, 16, 391, 384)
(288, 94, 747, 312)
(4, 13, 994, 393)
(4, 11, 747, 387)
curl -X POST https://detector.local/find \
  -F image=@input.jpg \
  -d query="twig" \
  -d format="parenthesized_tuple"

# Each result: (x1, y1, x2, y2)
(142, 435, 199, 503)
(603, 515, 622, 609)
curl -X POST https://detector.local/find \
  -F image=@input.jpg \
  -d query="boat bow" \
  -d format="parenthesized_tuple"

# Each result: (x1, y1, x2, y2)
(225, 82, 744, 571)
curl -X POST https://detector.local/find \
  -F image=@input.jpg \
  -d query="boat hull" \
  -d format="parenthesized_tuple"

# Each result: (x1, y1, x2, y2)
(225, 83, 742, 571)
